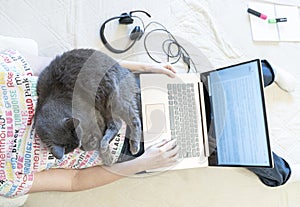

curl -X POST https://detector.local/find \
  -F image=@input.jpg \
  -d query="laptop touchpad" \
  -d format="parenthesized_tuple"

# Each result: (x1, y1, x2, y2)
(145, 104, 167, 134)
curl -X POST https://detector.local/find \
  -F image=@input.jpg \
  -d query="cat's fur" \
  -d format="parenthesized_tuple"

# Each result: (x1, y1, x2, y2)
(34, 49, 141, 165)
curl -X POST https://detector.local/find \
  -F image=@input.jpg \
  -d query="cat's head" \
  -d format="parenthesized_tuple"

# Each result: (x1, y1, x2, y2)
(35, 116, 81, 159)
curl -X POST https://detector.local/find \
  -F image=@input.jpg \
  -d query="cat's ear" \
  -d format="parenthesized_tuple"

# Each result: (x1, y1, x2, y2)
(63, 118, 80, 129)
(51, 144, 65, 159)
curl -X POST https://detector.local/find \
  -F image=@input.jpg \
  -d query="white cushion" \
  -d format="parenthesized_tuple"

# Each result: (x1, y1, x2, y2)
(0, 35, 38, 56)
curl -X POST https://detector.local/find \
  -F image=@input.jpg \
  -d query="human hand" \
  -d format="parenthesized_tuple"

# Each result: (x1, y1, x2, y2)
(137, 139, 179, 171)
(120, 60, 176, 78)
(142, 63, 176, 78)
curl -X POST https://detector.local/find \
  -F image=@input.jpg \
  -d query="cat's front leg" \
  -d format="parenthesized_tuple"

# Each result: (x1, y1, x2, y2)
(126, 114, 142, 155)
(115, 107, 141, 155)
(100, 119, 122, 154)
(110, 103, 141, 155)
(99, 148, 115, 166)
(109, 74, 142, 155)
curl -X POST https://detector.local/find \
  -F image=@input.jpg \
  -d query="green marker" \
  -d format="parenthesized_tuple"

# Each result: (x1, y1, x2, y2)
(268, 18, 287, 23)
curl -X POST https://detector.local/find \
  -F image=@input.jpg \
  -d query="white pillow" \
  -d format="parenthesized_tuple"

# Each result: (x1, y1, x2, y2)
(0, 35, 38, 56)
(0, 35, 53, 75)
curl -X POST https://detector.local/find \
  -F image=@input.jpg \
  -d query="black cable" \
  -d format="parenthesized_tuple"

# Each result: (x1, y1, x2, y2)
(143, 21, 197, 73)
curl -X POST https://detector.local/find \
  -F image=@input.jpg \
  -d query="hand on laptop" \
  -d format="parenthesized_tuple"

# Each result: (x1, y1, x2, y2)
(137, 139, 179, 171)
(119, 60, 176, 78)
(142, 63, 177, 78)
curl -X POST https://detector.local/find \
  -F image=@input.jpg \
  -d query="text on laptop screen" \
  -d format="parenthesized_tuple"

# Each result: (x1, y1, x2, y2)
(208, 61, 270, 166)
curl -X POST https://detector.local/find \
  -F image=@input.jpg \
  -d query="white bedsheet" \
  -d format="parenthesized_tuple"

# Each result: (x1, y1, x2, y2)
(0, 0, 299, 207)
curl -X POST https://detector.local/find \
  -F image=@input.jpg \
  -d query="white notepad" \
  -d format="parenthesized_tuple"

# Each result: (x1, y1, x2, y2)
(248, 2, 300, 41)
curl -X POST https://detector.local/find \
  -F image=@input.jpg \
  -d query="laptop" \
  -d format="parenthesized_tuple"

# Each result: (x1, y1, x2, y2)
(139, 59, 273, 172)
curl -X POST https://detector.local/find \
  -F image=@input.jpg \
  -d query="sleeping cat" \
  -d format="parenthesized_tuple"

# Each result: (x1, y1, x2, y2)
(34, 49, 141, 165)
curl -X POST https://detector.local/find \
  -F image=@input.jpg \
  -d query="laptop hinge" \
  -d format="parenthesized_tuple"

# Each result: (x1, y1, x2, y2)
(198, 82, 210, 157)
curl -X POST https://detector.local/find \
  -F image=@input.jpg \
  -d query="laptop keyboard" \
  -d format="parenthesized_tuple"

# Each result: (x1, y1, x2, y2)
(167, 83, 201, 158)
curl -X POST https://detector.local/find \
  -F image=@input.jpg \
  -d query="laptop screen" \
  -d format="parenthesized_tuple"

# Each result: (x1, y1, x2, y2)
(201, 60, 273, 167)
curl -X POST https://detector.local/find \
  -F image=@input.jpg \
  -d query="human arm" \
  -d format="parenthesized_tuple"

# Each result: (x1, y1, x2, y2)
(23, 52, 176, 77)
(29, 139, 178, 194)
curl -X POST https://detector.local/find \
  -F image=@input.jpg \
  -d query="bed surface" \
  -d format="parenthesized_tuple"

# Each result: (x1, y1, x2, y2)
(0, 0, 299, 206)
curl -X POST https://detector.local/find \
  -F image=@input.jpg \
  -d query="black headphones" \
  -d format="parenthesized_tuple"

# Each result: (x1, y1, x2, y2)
(100, 10, 151, 53)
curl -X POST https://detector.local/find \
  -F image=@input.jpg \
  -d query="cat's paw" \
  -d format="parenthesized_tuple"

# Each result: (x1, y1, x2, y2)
(100, 139, 110, 153)
(81, 135, 100, 151)
(129, 127, 141, 155)
(100, 149, 114, 166)
(129, 140, 140, 155)
(87, 136, 99, 150)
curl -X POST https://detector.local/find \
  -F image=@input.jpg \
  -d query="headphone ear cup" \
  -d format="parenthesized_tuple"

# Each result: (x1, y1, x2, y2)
(119, 13, 134, 24)
(129, 26, 144, 40)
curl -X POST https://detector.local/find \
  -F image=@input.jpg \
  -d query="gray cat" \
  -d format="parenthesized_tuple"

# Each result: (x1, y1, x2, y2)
(34, 49, 141, 165)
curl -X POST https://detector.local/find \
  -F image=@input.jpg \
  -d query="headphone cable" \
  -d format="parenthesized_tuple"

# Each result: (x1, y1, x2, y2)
(143, 21, 197, 72)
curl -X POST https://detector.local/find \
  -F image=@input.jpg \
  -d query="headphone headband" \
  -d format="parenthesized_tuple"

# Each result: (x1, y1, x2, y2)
(100, 10, 150, 53)
(129, 10, 151, 18)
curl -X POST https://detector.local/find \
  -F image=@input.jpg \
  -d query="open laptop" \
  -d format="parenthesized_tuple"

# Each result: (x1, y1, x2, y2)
(139, 59, 273, 172)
